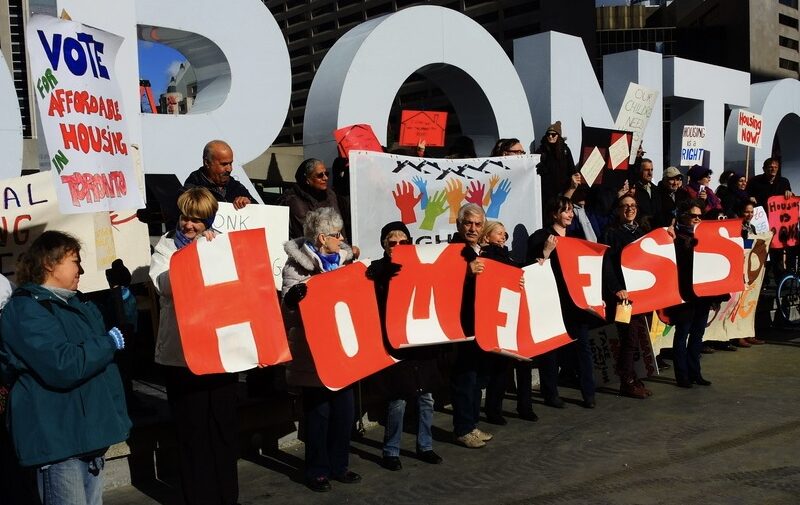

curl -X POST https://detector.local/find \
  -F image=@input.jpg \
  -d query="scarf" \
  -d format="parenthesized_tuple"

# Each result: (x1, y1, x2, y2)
(174, 227, 193, 249)
(676, 223, 695, 235)
(307, 241, 341, 272)
(622, 221, 639, 233)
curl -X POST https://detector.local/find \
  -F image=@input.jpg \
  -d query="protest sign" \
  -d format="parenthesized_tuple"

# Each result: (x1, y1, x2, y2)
(170, 229, 290, 375)
(26, 15, 143, 214)
(621, 227, 683, 314)
(751, 206, 769, 234)
(767, 195, 800, 249)
(475, 259, 571, 360)
(385, 244, 468, 347)
(580, 147, 606, 186)
(590, 323, 658, 386)
(608, 132, 630, 169)
(333, 124, 383, 159)
(613, 83, 659, 163)
(350, 151, 538, 262)
(399, 110, 448, 147)
(692, 219, 745, 297)
(300, 262, 395, 390)
(581, 126, 633, 175)
(680, 125, 705, 166)
(554, 237, 607, 318)
(0, 171, 149, 292)
(736, 110, 763, 148)
(212, 202, 289, 288)
(649, 232, 770, 356)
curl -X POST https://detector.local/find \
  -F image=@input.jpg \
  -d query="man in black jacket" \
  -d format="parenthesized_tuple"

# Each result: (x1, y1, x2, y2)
(184, 140, 254, 209)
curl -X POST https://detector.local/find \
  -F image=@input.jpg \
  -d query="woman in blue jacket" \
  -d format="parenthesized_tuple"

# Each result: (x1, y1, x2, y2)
(0, 231, 130, 505)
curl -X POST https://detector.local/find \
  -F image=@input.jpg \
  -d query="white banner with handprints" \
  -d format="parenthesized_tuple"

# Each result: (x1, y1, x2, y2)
(350, 151, 538, 262)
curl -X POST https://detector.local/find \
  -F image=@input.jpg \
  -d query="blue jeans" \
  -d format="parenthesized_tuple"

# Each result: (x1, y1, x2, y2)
(383, 393, 434, 457)
(38, 455, 104, 505)
(672, 301, 712, 382)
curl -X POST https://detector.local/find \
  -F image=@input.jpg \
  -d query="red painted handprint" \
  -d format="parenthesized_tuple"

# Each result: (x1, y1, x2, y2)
(393, 180, 422, 224)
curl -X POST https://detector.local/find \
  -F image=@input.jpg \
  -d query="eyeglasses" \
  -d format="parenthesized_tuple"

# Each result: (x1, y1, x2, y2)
(387, 239, 411, 247)
(312, 171, 330, 179)
(546, 132, 558, 137)
(619, 204, 638, 210)
(686, 213, 702, 220)
(326, 231, 343, 239)
(505, 149, 526, 155)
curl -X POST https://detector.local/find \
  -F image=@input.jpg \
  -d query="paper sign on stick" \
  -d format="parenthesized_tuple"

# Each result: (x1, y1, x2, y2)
(680, 125, 705, 166)
(26, 15, 143, 214)
(399, 110, 448, 147)
(333, 124, 383, 158)
(613, 83, 659, 163)
(736, 110, 763, 148)
(170, 229, 290, 375)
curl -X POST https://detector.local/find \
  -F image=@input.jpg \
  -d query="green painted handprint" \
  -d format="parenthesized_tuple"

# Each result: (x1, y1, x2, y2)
(420, 190, 449, 230)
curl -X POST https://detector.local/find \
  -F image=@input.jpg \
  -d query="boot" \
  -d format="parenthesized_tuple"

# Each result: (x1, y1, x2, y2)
(620, 378, 647, 399)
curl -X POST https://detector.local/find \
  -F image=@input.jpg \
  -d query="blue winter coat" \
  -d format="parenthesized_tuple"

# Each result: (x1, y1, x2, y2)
(0, 283, 131, 467)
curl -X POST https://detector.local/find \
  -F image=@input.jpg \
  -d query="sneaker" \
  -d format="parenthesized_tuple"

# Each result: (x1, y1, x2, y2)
(471, 428, 493, 442)
(455, 431, 486, 448)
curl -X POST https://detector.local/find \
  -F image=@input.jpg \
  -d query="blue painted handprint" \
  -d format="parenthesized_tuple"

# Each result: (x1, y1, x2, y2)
(412, 176, 429, 210)
(486, 179, 511, 218)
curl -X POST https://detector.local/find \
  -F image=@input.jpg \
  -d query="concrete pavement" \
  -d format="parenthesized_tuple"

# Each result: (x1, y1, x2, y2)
(105, 327, 800, 505)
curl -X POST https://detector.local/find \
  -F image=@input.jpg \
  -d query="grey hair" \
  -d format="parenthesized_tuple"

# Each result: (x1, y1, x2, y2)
(457, 203, 485, 223)
(300, 158, 324, 178)
(303, 206, 344, 242)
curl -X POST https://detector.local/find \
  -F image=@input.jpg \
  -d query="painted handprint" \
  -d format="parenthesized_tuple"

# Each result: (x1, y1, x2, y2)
(465, 180, 486, 207)
(444, 178, 465, 223)
(420, 190, 449, 230)
(486, 178, 511, 218)
(484, 174, 500, 206)
(412, 176, 429, 210)
(392, 180, 422, 224)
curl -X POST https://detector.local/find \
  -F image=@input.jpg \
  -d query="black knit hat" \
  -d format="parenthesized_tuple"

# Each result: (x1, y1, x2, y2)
(379, 221, 411, 246)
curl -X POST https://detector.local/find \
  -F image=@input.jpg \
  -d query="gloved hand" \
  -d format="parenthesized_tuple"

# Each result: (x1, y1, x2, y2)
(283, 283, 308, 309)
(108, 327, 125, 350)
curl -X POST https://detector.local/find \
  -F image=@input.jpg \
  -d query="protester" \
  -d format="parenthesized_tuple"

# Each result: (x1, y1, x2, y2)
(657, 166, 689, 229)
(184, 139, 254, 209)
(665, 199, 729, 388)
(685, 165, 723, 218)
(526, 197, 599, 409)
(149, 187, 241, 505)
(535, 122, 576, 209)
(448, 203, 496, 447)
(476, 221, 518, 425)
(720, 172, 754, 218)
(746, 157, 795, 281)
(280, 207, 360, 492)
(0, 231, 130, 505)
(633, 158, 663, 227)
(731, 202, 766, 348)
(366, 222, 443, 471)
(490, 138, 526, 157)
(280, 158, 343, 240)
(602, 195, 653, 399)
(563, 174, 608, 241)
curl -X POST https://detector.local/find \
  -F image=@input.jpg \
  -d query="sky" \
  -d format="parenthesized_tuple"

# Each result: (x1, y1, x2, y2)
(137, 40, 186, 97)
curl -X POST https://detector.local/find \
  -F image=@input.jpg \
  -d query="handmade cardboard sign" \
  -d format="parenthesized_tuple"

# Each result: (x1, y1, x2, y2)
(333, 124, 383, 158)
(26, 15, 143, 214)
(680, 125, 705, 166)
(399, 110, 448, 147)
(767, 195, 800, 249)
(736, 110, 763, 148)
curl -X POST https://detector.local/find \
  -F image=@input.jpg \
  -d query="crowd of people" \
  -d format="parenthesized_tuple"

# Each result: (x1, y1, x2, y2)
(0, 131, 791, 504)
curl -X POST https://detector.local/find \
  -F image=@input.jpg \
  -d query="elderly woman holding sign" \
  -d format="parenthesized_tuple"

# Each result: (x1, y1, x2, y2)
(149, 187, 242, 505)
(0, 231, 130, 505)
(280, 207, 359, 492)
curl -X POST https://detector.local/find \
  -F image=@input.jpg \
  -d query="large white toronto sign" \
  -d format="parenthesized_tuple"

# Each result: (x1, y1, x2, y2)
(2, 1, 800, 194)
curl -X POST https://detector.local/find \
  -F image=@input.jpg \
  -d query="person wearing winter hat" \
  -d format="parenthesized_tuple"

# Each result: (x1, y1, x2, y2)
(657, 166, 690, 227)
(685, 165, 723, 218)
(366, 222, 444, 471)
(535, 121, 576, 213)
